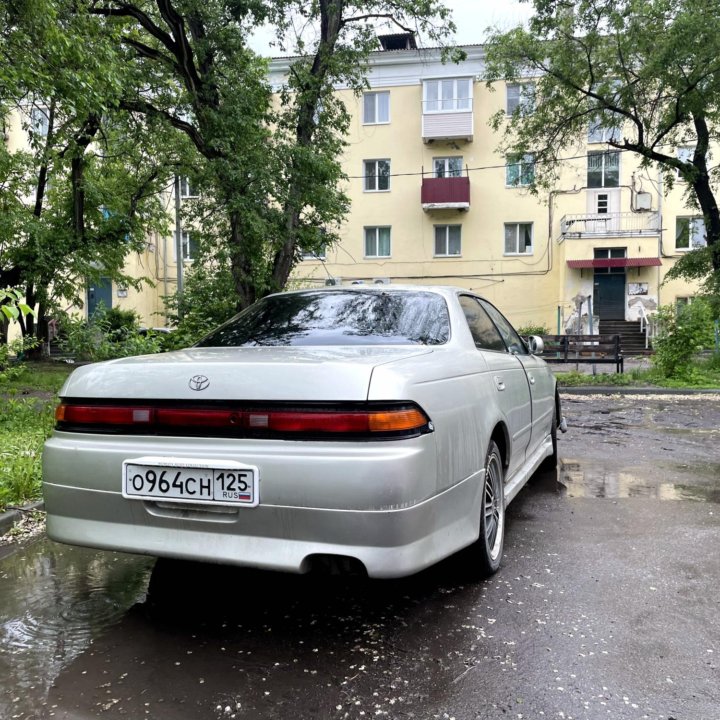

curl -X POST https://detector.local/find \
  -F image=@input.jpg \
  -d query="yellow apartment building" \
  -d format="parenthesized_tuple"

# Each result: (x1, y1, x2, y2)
(2, 38, 706, 343)
(280, 38, 704, 340)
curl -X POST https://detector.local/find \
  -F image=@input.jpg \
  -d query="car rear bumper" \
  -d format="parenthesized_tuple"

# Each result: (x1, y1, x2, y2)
(43, 432, 482, 578)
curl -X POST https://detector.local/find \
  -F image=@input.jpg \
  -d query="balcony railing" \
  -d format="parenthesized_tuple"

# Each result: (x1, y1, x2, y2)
(560, 211, 661, 237)
(421, 176, 470, 211)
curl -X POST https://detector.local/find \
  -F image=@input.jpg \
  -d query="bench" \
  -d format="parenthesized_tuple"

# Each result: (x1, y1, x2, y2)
(540, 334, 624, 373)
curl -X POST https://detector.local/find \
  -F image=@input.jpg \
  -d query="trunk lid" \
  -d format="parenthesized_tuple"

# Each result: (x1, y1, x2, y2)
(60, 346, 433, 402)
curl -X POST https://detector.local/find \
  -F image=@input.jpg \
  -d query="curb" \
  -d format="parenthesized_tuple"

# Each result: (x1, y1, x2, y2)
(559, 386, 720, 395)
(0, 501, 45, 538)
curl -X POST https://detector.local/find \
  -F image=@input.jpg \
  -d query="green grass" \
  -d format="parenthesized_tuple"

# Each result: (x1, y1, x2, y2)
(1, 361, 74, 395)
(556, 358, 720, 389)
(0, 362, 72, 512)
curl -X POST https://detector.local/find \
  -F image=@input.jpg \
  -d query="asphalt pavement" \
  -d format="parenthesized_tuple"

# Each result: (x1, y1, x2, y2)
(0, 392, 718, 720)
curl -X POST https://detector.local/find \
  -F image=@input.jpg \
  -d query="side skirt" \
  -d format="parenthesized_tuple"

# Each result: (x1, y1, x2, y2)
(503, 434, 554, 506)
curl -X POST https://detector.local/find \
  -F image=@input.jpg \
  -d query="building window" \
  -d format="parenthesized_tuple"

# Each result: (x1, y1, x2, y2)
(506, 153, 535, 186)
(301, 246, 326, 261)
(504, 222, 533, 255)
(675, 216, 706, 251)
(181, 230, 198, 261)
(363, 92, 390, 124)
(434, 225, 461, 256)
(364, 227, 391, 258)
(506, 83, 535, 115)
(424, 78, 472, 113)
(30, 107, 49, 137)
(587, 113, 621, 143)
(179, 177, 198, 198)
(594, 246, 626, 273)
(676, 146, 694, 178)
(364, 159, 390, 192)
(433, 157, 463, 178)
(587, 151, 620, 188)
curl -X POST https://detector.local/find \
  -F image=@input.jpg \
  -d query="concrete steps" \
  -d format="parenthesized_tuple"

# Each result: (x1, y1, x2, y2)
(599, 320, 652, 356)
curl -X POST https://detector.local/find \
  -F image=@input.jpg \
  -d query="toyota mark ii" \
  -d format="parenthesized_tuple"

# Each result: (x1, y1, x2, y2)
(43, 286, 564, 578)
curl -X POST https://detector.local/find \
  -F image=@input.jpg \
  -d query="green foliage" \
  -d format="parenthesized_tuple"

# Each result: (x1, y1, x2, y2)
(484, 0, 720, 297)
(0, 399, 55, 511)
(0, 5, 176, 340)
(0, 288, 34, 324)
(58, 307, 164, 361)
(164, 258, 240, 348)
(517, 322, 550, 336)
(0, 336, 40, 383)
(652, 300, 717, 377)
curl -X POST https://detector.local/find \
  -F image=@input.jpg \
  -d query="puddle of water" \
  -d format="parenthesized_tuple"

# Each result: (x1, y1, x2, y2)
(557, 459, 720, 503)
(0, 539, 153, 718)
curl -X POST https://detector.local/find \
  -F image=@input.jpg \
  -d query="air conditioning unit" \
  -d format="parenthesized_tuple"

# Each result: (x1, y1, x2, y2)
(325, 277, 342, 286)
(635, 192, 652, 211)
(373, 277, 391, 284)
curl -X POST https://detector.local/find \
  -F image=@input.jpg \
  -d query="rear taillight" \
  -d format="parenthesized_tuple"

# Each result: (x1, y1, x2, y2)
(54, 401, 432, 440)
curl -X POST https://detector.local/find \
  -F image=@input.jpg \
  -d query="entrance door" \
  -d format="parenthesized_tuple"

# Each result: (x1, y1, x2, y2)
(594, 274, 625, 319)
(87, 277, 113, 317)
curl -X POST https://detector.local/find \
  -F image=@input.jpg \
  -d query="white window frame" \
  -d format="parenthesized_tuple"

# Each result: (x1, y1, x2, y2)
(433, 157, 463, 178)
(675, 216, 706, 251)
(300, 247, 327, 261)
(364, 226, 391, 258)
(179, 177, 198, 199)
(506, 153, 535, 187)
(180, 230, 196, 261)
(506, 83, 535, 115)
(587, 151, 620, 188)
(587, 113, 622, 143)
(423, 78, 473, 113)
(676, 146, 694, 179)
(504, 222, 534, 256)
(363, 159, 391, 192)
(363, 92, 390, 125)
(30, 106, 49, 137)
(434, 225, 462, 257)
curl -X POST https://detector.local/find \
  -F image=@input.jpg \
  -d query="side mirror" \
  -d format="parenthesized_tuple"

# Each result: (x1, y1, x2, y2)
(526, 335, 544, 355)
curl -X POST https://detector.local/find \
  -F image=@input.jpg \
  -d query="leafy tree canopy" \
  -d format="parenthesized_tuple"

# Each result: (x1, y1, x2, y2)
(485, 0, 720, 307)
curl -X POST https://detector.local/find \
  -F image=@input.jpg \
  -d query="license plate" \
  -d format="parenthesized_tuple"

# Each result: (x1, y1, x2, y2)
(122, 456, 259, 507)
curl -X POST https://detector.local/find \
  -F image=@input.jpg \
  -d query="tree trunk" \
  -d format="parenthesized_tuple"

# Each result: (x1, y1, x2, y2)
(691, 174, 720, 273)
(690, 115, 720, 272)
(228, 210, 255, 312)
(271, 0, 344, 292)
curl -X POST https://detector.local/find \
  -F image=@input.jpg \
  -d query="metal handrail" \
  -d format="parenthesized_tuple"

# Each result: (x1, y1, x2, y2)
(636, 304, 656, 349)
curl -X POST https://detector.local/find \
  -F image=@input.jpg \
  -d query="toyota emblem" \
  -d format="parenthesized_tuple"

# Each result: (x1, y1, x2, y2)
(189, 374, 210, 391)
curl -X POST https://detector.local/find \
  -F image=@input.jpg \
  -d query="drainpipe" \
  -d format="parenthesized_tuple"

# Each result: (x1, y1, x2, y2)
(657, 168, 663, 310)
(174, 175, 184, 316)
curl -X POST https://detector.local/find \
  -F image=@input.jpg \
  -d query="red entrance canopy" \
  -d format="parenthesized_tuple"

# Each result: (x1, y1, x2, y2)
(566, 257, 662, 269)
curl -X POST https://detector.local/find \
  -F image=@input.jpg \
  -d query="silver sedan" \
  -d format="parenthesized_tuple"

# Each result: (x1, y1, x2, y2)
(43, 286, 564, 578)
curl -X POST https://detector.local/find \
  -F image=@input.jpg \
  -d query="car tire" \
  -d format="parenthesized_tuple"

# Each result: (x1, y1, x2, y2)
(473, 440, 505, 577)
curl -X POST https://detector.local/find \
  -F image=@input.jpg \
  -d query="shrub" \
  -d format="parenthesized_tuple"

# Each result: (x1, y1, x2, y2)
(58, 307, 164, 361)
(652, 299, 716, 377)
(517, 322, 550, 336)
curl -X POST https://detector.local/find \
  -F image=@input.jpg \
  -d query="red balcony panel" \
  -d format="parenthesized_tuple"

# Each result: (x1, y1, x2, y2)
(421, 177, 470, 208)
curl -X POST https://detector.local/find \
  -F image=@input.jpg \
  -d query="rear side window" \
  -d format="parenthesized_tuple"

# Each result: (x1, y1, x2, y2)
(197, 290, 450, 347)
(459, 296, 506, 352)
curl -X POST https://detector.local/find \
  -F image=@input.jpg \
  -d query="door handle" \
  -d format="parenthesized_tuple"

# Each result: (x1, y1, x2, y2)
(494, 376, 506, 391)
(528, 374, 535, 385)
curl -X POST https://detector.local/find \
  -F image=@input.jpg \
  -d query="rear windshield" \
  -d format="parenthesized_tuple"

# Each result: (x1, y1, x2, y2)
(196, 290, 450, 347)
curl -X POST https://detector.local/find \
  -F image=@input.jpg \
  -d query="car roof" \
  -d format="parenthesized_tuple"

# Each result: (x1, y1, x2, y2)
(269, 285, 481, 301)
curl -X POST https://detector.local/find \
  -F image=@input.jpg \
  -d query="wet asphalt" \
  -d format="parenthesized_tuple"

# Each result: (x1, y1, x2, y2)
(0, 393, 718, 720)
